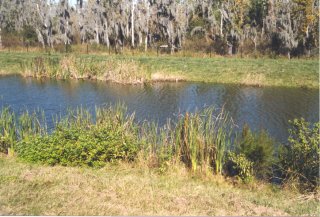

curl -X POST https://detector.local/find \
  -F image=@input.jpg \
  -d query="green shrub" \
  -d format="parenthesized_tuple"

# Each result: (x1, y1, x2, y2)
(279, 118, 320, 191)
(236, 125, 275, 179)
(225, 151, 254, 183)
(16, 124, 139, 167)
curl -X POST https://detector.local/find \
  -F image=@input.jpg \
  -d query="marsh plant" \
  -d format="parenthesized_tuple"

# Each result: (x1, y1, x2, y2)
(20, 56, 149, 84)
(0, 108, 16, 154)
(0, 107, 46, 155)
(173, 108, 233, 175)
(0, 105, 318, 191)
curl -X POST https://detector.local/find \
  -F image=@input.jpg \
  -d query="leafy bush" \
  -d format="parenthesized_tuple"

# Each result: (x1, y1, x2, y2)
(279, 118, 320, 191)
(225, 151, 254, 183)
(16, 125, 139, 167)
(236, 125, 275, 179)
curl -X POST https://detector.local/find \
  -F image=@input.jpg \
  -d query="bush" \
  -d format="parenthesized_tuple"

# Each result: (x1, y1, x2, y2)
(236, 125, 275, 179)
(225, 151, 254, 183)
(16, 125, 139, 167)
(279, 118, 320, 191)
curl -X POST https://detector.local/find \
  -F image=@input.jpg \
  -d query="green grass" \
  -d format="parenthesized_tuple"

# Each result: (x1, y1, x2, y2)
(0, 51, 318, 88)
(0, 156, 318, 216)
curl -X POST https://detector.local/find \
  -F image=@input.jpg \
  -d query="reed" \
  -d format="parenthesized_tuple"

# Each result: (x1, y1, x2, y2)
(0, 105, 234, 175)
(0, 107, 46, 154)
(20, 55, 150, 84)
(19, 110, 47, 139)
(0, 107, 16, 154)
(173, 108, 233, 175)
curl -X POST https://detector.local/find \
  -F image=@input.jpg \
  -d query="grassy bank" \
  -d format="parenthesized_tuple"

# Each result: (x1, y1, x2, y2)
(0, 104, 319, 215)
(0, 51, 318, 88)
(0, 156, 318, 216)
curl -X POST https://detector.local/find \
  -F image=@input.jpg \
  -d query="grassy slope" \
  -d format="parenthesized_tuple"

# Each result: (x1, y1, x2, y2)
(0, 156, 318, 216)
(0, 51, 318, 88)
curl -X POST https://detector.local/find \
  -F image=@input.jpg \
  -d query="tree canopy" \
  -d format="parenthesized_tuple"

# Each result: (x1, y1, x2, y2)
(0, 0, 318, 57)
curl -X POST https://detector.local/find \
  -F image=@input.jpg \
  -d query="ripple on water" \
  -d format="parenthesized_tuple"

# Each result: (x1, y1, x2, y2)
(0, 75, 318, 143)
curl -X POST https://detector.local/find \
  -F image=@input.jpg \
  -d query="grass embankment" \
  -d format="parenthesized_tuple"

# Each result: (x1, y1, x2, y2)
(0, 156, 318, 216)
(0, 51, 318, 88)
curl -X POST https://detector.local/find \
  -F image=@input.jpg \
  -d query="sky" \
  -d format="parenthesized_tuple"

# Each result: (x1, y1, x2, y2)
(69, 0, 77, 6)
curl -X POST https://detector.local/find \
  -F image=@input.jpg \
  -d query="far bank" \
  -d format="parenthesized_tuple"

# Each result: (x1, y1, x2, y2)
(0, 51, 318, 88)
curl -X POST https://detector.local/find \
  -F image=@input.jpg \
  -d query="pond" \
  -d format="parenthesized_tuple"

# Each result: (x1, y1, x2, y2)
(0, 75, 318, 143)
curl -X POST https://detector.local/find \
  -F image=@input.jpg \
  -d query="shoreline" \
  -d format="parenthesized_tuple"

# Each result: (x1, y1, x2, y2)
(0, 51, 318, 89)
(1, 72, 318, 89)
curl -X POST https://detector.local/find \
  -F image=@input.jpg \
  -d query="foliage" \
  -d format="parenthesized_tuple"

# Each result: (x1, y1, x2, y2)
(22, 25, 38, 46)
(279, 118, 320, 191)
(16, 125, 139, 167)
(225, 151, 254, 183)
(0, 0, 318, 58)
(16, 105, 140, 167)
(236, 124, 275, 179)
(1, 104, 319, 193)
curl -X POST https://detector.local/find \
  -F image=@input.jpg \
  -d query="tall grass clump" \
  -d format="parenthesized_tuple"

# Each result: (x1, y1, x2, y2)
(19, 110, 47, 139)
(0, 107, 46, 154)
(139, 120, 176, 171)
(170, 108, 234, 175)
(20, 56, 149, 83)
(0, 108, 16, 154)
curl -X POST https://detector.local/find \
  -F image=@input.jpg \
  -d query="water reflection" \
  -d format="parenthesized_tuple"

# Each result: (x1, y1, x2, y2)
(0, 75, 318, 143)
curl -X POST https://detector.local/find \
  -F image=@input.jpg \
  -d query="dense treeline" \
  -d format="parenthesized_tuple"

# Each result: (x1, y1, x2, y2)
(0, 0, 318, 58)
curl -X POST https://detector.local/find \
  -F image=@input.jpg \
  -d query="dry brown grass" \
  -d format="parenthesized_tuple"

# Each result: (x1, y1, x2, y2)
(99, 59, 149, 84)
(0, 156, 318, 216)
(151, 71, 185, 82)
(20, 55, 150, 84)
(240, 73, 266, 87)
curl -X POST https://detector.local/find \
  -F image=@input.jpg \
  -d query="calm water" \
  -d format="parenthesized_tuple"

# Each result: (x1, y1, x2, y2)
(0, 75, 318, 143)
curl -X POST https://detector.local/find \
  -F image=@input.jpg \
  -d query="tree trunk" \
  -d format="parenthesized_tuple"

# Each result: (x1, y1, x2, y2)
(220, 10, 223, 37)
(287, 51, 291, 60)
(145, 35, 148, 52)
(131, 1, 135, 48)
(0, 27, 3, 50)
(105, 19, 110, 49)
(228, 43, 233, 55)
(106, 34, 110, 49)
(139, 32, 143, 46)
(95, 24, 99, 44)
(145, 0, 149, 52)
